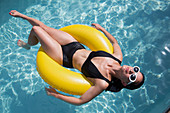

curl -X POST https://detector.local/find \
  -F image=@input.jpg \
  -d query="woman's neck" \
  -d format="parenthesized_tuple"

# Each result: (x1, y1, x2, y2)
(109, 64, 122, 80)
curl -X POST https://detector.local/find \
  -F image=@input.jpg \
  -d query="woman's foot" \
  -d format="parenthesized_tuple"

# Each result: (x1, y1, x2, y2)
(9, 10, 25, 18)
(17, 40, 30, 50)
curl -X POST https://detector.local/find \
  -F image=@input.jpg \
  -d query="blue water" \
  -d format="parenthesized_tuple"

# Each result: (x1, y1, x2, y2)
(0, 0, 170, 113)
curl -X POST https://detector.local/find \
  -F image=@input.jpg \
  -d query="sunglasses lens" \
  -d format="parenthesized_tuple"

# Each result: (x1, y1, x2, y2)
(134, 67, 139, 72)
(130, 74, 136, 80)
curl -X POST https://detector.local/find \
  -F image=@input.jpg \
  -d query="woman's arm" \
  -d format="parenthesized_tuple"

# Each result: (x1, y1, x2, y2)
(45, 83, 106, 105)
(91, 23, 123, 61)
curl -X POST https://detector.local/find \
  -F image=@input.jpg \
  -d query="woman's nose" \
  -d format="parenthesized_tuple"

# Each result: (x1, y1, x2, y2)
(129, 68, 134, 74)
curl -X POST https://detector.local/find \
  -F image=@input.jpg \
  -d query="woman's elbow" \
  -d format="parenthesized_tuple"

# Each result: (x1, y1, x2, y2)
(75, 102, 86, 106)
(75, 99, 89, 106)
(75, 103, 83, 106)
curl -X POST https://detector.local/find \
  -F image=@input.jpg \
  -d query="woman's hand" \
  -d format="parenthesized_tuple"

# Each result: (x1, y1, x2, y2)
(9, 10, 22, 17)
(91, 23, 103, 31)
(45, 86, 60, 97)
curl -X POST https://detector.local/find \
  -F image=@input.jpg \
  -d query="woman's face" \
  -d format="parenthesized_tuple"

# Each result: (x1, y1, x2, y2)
(120, 65, 143, 86)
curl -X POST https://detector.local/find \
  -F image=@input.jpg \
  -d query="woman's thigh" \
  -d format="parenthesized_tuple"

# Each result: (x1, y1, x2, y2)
(41, 25, 77, 45)
(33, 26, 63, 64)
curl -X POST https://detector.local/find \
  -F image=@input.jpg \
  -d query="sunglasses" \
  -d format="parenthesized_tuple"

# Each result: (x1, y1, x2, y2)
(127, 66, 140, 85)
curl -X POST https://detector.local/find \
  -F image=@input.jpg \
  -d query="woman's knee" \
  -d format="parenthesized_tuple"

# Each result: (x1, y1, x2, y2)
(39, 24, 50, 31)
(32, 26, 41, 31)
(32, 26, 44, 34)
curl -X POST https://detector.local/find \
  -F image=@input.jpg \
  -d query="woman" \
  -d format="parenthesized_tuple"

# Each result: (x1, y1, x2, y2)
(9, 10, 144, 105)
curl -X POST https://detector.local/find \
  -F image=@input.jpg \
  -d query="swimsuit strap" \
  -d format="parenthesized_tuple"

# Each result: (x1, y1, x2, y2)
(92, 51, 122, 65)
(102, 77, 111, 84)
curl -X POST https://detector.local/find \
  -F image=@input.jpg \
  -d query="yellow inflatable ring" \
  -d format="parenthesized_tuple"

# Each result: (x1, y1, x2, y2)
(36, 24, 113, 95)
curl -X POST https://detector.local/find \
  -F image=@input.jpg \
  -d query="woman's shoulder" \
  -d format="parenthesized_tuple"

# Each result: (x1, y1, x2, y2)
(111, 53, 123, 64)
(93, 78, 110, 90)
(95, 50, 122, 63)
(111, 42, 123, 62)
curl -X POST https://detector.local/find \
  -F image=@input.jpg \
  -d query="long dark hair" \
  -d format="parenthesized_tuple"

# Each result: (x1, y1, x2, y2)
(106, 73, 145, 92)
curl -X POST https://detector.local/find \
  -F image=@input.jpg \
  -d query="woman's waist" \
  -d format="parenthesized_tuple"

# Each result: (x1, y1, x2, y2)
(72, 49, 91, 71)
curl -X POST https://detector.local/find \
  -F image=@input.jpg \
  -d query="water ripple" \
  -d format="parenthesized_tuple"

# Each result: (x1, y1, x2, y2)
(0, 0, 169, 113)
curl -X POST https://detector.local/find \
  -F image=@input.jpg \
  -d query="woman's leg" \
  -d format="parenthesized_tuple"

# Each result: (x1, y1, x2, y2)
(9, 10, 77, 45)
(17, 28, 39, 49)
(19, 26, 63, 64)
(9, 10, 44, 26)
(34, 26, 63, 64)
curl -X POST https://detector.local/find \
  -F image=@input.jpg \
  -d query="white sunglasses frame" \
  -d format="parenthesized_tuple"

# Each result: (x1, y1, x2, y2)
(127, 66, 140, 85)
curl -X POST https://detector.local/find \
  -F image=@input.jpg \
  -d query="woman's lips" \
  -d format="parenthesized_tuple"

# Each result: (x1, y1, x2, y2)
(126, 67, 129, 74)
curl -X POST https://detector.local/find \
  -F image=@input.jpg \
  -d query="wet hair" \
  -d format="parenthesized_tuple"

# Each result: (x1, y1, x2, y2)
(105, 77, 124, 92)
(125, 72, 145, 90)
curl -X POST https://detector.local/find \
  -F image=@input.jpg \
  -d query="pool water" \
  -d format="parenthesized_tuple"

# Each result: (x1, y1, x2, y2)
(0, 0, 170, 113)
